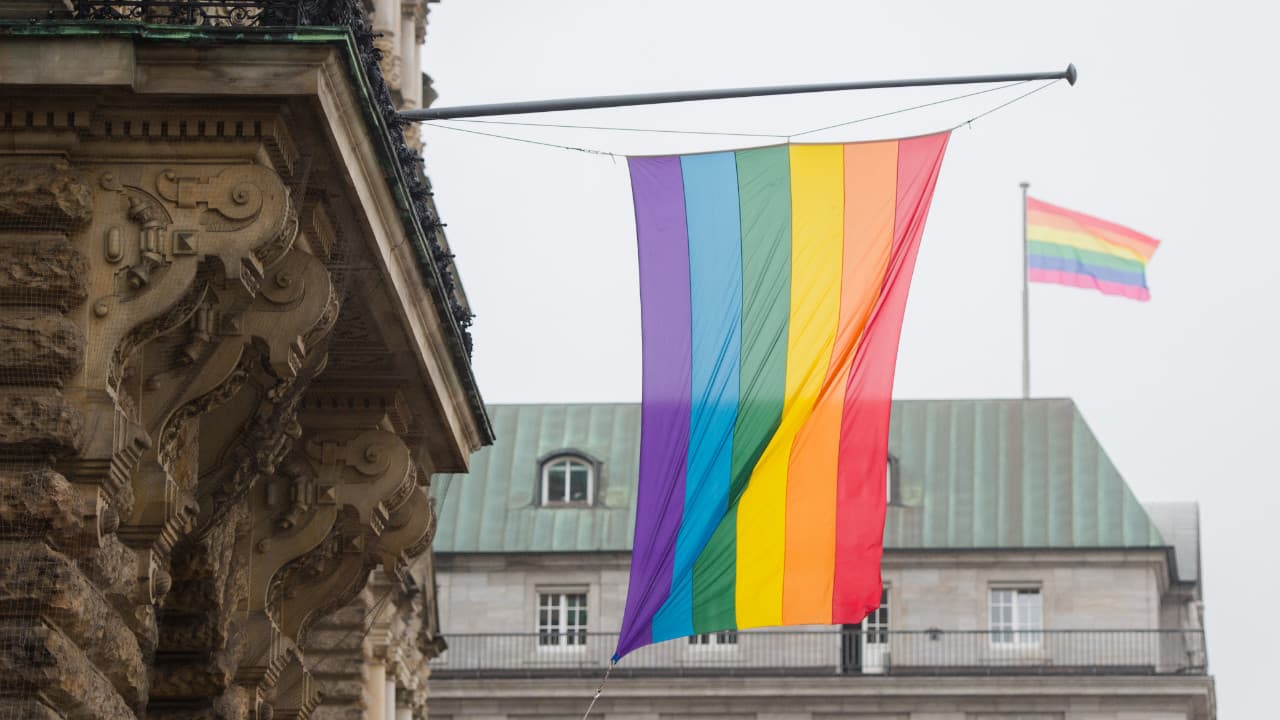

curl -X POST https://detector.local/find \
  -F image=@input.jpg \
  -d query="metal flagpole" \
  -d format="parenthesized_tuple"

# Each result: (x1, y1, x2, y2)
(1020, 182, 1031, 399)
(399, 65, 1076, 121)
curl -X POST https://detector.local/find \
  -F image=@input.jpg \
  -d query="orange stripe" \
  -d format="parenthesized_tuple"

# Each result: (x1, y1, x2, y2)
(740, 143, 841, 628)
(781, 141, 898, 624)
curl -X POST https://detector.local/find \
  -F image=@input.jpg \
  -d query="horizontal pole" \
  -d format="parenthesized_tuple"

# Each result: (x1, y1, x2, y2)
(400, 64, 1076, 121)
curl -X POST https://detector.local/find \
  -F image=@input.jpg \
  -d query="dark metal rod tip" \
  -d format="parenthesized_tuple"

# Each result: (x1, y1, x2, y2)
(1065, 63, 1078, 86)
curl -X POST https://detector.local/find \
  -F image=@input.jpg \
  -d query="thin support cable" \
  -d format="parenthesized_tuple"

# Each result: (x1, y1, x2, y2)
(787, 80, 1029, 138)
(443, 80, 1031, 141)
(423, 121, 618, 156)
(580, 660, 615, 719)
(423, 79, 1064, 154)
(954, 79, 1061, 129)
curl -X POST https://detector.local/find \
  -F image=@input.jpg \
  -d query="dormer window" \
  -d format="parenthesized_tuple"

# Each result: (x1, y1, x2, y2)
(540, 454, 595, 506)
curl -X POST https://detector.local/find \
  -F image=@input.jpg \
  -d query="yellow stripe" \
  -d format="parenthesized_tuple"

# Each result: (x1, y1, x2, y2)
(736, 144, 844, 628)
(1028, 225, 1148, 265)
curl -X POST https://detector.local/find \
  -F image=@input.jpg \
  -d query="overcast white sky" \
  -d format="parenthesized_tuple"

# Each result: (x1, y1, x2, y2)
(420, 1, 1277, 714)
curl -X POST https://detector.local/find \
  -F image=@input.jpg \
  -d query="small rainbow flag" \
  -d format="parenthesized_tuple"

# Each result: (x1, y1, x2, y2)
(1026, 197, 1160, 301)
(616, 132, 949, 660)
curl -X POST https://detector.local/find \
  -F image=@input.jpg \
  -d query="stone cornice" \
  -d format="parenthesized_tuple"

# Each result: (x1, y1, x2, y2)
(0, 21, 492, 460)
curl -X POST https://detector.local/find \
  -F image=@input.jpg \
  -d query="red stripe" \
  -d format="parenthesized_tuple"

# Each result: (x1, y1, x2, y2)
(1026, 197, 1160, 252)
(832, 132, 949, 622)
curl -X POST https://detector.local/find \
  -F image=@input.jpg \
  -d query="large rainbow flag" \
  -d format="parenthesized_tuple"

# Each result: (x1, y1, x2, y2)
(1026, 197, 1160, 301)
(616, 132, 949, 660)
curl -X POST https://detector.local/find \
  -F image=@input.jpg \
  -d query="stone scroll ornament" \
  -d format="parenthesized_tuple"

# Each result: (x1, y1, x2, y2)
(231, 428, 435, 699)
(616, 134, 949, 660)
(83, 164, 335, 604)
(90, 165, 295, 482)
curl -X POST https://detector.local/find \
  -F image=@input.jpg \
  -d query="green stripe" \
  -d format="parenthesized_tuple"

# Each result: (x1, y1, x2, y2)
(1027, 240, 1147, 273)
(691, 145, 792, 633)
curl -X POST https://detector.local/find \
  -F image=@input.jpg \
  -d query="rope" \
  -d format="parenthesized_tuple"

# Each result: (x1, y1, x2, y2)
(580, 659, 615, 719)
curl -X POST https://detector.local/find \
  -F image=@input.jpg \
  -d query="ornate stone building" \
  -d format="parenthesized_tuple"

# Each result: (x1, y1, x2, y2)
(0, 2, 490, 718)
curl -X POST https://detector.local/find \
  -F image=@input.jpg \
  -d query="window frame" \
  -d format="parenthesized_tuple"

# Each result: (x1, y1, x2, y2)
(537, 451, 598, 507)
(886, 454, 899, 506)
(988, 585, 1043, 647)
(687, 630, 739, 649)
(536, 589, 589, 649)
(863, 587, 890, 645)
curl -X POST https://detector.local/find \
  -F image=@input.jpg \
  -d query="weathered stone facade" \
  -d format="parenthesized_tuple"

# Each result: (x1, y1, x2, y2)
(0, 2, 487, 718)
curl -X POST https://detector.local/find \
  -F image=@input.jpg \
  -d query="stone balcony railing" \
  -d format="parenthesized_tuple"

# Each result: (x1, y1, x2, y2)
(430, 629, 1209, 678)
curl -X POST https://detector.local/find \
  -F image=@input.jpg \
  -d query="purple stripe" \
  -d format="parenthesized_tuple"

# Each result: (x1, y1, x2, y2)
(615, 157, 693, 660)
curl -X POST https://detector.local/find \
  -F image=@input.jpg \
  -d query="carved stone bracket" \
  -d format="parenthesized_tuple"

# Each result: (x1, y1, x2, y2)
(93, 164, 291, 401)
(51, 162, 300, 525)
(225, 423, 436, 710)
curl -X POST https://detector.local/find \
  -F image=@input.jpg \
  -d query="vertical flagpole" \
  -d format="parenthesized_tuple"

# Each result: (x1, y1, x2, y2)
(1020, 182, 1031, 399)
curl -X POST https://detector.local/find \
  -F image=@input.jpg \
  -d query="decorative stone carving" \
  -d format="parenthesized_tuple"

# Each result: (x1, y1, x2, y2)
(374, 35, 401, 91)
(91, 164, 291, 400)
(66, 162, 296, 515)
(3, 6, 486, 717)
(231, 428, 420, 687)
(269, 655, 321, 720)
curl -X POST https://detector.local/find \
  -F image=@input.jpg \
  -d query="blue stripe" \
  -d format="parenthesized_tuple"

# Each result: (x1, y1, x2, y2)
(652, 152, 743, 643)
(1028, 253, 1147, 288)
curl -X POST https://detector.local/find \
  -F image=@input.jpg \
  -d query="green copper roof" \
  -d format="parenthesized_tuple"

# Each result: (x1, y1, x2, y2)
(431, 399, 1166, 554)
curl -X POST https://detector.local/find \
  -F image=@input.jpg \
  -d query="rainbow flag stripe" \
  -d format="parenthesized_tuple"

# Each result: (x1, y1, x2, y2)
(616, 132, 949, 660)
(1026, 197, 1160, 301)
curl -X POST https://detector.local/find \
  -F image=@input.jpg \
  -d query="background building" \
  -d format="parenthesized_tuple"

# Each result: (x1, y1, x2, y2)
(0, 2, 489, 718)
(430, 400, 1214, 720)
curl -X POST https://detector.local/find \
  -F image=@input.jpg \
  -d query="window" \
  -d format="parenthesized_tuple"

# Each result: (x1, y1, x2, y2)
(540, 455, 594, 505)
(990, 587, 1042, 645)
(886, 455, 897, 505)
(688, 630, 738, 646)
(865, 589, 889, 644)
(538, 592, 587, 647)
